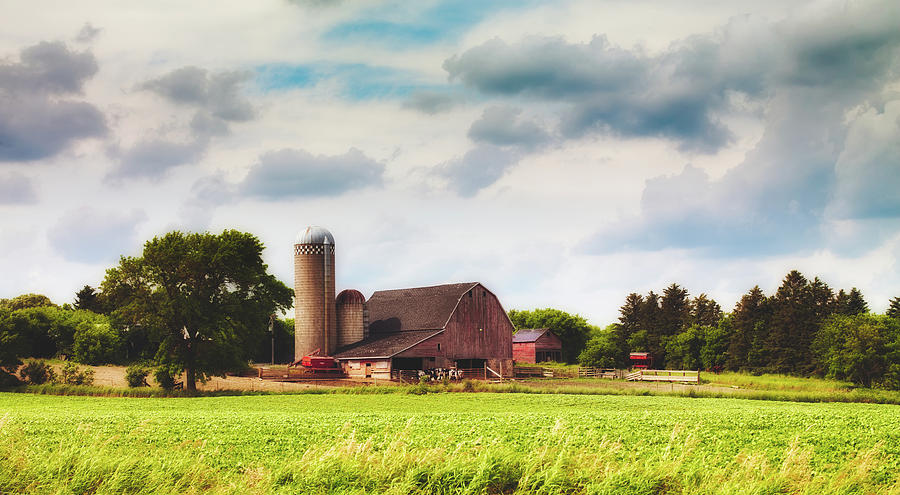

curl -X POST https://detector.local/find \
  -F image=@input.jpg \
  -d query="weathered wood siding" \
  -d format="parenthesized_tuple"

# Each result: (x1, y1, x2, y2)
(534, 332, 562, 351)
(443, 284, 513, 359)
(341, 359, 391, 379)
(394, 333, 445, 358)
(512, 342, 536, 363)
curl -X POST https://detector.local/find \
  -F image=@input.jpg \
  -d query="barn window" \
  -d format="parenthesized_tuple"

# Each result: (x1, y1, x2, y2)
(437, 343, 441, 351)
(468, 291, 472, 298)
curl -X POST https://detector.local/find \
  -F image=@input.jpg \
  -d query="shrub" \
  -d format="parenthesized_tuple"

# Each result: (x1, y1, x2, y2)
(72, 322, 122, 365)
(19, 360, 56, 384)
(154, 366, 177, 390)
(125, 365, 150, 387)
(59, 362, 94, 386)
(0, 369, 20, 388)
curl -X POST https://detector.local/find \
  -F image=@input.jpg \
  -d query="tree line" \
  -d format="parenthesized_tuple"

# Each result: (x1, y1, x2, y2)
(579, 270, 900, 388)
(0, 230, 295, 390)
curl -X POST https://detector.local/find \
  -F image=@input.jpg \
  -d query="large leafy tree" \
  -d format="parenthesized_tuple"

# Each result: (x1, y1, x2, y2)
(0, 293, 55, 312)
(101, 230, 293, 390)
(578, 324, 626, 368)
(0, 308, 24, 386)
(813, 314, 900, 387)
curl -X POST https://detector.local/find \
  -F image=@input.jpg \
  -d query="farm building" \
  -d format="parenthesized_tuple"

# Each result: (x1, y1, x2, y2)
(333, 282, 515, 379)
(512, 328, 563, 363)
(293, 226, 515, 380)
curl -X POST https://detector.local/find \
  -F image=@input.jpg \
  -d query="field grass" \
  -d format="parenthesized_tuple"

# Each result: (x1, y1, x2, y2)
(702, 372, 855, 392)
(12, 370, 900, 406)
(3, 392, 900, 494)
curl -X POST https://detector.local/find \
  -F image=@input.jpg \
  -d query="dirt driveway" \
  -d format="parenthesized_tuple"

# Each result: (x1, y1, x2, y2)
(32, 363, 387, 391)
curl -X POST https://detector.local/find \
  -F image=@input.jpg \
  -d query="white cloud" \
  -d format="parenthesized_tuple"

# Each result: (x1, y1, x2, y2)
(0, 0, 898, 327)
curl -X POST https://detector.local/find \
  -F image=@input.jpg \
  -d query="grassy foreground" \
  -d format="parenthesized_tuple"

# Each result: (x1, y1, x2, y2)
(3, 392, 900, 494)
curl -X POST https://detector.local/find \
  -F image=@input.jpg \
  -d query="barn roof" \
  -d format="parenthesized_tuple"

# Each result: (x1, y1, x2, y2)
(512, 328, 550, 343)
(367, 282, 480, 333)
(333, 329, 444, 359)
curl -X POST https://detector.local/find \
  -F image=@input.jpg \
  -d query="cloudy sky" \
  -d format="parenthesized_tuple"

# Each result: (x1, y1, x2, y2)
(2, 0, 899, 325)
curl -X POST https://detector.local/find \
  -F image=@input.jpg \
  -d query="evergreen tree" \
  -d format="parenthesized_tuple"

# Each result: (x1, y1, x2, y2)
(845, 288, 868, 315)
(726, 286, 769, 371)
(617, 293, 643, 360)
(691, 293, 722, 327)
(888, 297, 900, 319)
(767, 271, 830, 374)
(833, 289, 851, 314)
(641, 291, 664, 365)
(809, 278, 835, 320)
(660, 283, 690, 337)
(618, 293, 644, 337)
(73, 285, 102, 313)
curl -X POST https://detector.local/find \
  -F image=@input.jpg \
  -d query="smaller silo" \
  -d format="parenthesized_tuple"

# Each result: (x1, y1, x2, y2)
(336, 289, 368, 348)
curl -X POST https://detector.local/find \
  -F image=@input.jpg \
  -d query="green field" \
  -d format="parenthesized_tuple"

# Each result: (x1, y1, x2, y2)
(2, 392, 900, 494)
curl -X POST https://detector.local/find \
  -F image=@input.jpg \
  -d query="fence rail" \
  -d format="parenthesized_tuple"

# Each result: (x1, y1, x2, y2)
(625, 369, 699, 383)
(578, 368, 622, 379)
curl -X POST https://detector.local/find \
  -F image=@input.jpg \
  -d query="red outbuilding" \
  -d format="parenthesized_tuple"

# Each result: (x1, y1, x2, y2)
(512, 328, 563, 363)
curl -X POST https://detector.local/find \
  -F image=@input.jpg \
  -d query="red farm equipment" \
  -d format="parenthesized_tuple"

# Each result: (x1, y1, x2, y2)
(284, 349, 343, 377)
(629, 352, 652, 370)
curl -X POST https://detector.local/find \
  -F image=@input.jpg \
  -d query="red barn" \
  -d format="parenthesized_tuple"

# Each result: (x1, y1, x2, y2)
(512, 328, 563, 363)
(333, 282, 514, 378)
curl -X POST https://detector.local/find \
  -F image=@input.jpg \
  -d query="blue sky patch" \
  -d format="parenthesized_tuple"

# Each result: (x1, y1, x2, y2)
(255, 62, 446, 101)
(323, 0, 543, 47)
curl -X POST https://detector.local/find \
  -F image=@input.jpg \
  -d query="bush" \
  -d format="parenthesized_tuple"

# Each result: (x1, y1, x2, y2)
(0, 369, 20, 388)
(154, 366, 177, 390)
(19, 360, 56, 384)
(59, 362, 94, 386)
(125, 365, 150, 387)
(72, 322, 122, 365)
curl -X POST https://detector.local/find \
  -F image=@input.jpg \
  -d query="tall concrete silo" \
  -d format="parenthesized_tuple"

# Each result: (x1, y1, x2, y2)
(336, 289, 368, 348)
(294, 226, 336, 360)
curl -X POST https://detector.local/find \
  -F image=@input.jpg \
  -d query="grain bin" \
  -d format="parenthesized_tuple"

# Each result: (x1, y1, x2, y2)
(294, 226, 337, 360)
(336, 289, 368, 348)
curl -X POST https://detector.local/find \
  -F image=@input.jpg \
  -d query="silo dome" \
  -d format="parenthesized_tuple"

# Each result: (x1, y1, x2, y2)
(336, 289, 366, 305)
(295, 226, 334, 245)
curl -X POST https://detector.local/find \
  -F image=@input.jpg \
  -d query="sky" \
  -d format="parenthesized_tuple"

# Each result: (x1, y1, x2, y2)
(1, 0, 899, 326)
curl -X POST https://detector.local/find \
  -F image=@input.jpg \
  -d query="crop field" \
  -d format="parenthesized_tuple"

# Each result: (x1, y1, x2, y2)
(2, 392, 900, 494)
